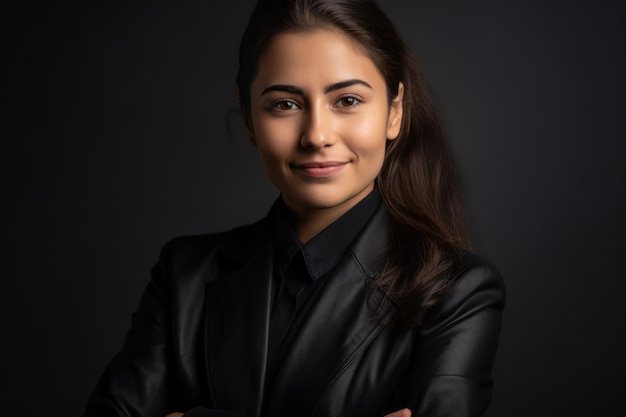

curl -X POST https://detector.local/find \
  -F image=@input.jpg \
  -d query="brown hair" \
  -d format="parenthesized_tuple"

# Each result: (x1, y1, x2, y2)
(237, 0, 472, 326)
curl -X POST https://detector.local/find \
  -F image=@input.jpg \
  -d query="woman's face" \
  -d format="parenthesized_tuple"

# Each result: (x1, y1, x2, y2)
(248, 30, 403, 218)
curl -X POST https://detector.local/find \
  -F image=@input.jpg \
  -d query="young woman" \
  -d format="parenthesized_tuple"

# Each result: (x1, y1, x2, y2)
(85, 1, 505, 416)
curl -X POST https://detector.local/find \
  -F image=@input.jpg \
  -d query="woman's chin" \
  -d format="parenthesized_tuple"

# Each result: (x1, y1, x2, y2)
(282, 187, 373, 215)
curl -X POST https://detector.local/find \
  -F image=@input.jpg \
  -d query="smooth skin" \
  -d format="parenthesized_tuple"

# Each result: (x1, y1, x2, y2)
(164, 29, 408, 417)
(247, 30, 403, 242)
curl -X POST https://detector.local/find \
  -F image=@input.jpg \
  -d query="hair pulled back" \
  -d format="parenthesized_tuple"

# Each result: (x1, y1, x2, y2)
(237, 0, 471, 327)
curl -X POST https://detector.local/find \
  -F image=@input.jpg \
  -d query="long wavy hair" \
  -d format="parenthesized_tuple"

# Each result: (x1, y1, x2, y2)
(237, 0, 472, 327)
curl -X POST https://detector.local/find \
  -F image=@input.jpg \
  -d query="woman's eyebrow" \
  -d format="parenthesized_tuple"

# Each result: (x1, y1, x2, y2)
(260, 79, 372, 96)
(261, 85, 303, 96)
(324, 79, 372, 93)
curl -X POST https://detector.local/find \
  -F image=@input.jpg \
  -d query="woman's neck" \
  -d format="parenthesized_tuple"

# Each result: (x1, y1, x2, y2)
(290, 207, 345, 243)
(285, 187, 375, 243)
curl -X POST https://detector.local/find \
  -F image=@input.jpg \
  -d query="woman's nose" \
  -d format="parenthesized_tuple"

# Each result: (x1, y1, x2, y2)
(300, 107, 336, 150)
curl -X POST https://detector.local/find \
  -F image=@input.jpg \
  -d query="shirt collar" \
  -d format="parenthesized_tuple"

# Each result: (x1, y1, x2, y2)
(273, 189, 382, 281)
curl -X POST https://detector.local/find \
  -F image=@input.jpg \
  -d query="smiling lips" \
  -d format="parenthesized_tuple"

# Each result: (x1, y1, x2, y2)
(291, 161, 349, 178)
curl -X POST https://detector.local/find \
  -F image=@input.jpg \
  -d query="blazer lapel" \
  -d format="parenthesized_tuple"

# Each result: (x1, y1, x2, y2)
(264, 204, 392, 416)
(204, 226, 274, 417)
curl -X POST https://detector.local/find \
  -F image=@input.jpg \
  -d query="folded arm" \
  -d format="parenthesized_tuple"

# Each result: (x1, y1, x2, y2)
(392, 260, 506, 417)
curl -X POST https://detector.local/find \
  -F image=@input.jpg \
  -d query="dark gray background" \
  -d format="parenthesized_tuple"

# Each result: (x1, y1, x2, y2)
(5, 1, 625, 416)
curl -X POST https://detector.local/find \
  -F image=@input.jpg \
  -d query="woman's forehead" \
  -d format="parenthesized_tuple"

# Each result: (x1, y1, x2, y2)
(253, 30, 385, 91)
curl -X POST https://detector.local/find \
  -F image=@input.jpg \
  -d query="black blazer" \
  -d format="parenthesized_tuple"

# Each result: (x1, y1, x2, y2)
(85, 204, 505, 417)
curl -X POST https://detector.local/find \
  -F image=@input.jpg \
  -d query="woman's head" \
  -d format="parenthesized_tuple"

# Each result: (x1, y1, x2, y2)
(245, 29, 403, 225)
(238, 0, 467, 232)
(237, 0, 470, 325)
(237, 0, 463, 232)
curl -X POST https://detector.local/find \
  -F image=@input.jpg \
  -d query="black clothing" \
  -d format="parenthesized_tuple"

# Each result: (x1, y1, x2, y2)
(84, 199, 505, 417)
(266, 190, 381, 396)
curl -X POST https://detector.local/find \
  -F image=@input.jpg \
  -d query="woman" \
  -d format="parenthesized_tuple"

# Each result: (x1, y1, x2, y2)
(85, 1, 505, 416)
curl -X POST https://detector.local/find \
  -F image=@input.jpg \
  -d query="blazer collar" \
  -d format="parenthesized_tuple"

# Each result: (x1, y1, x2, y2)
(205, 202, 391, 416)
(204, 239, 273, 416)
(218, 193, 386, 275)
(264, 202, 391, 416)
(218, 205, 275, 266)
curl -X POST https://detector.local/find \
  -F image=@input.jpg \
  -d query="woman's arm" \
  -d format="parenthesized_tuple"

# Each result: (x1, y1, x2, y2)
(165, 409, 412, 417)
(167, 410, 412, 416)
(393, 259, 506, 417)
(84, 237, 252, 417)
(84, 260, 175, 417)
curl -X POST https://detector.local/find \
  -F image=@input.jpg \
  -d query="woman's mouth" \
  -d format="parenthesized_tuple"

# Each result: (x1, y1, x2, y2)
(291, 161, 348, 178)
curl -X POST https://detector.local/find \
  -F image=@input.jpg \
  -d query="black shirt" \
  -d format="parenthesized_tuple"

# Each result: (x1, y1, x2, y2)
(265, 189, 382, 392)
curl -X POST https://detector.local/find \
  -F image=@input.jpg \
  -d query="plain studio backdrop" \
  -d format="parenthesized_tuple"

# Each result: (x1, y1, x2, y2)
(5, 1, 625, 416)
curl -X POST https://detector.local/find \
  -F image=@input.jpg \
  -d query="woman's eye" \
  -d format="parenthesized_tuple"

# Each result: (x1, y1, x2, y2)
(271, 100, 300, 111)
(336, 96, 361, 108)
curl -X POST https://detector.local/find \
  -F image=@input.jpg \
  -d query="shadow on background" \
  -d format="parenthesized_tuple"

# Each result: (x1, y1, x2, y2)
(5, 1, 625, 415)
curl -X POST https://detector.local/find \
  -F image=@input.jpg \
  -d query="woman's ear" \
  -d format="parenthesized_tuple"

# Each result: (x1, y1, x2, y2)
(245, 119, 256, 146)
(238, 92, 256, 145)
(386, 82, 404, 140)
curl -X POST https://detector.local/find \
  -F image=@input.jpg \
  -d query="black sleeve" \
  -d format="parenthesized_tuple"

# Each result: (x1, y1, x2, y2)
(83, 246, 251, 417)
(84, 257, 176, 417)
(392, 261, 506, 417)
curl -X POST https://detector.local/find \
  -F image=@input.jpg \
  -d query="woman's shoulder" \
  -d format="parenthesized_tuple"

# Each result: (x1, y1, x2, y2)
(157, 215, 272, 271)
(454, 249, 506, 296)
(420, 250, 506, 336)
